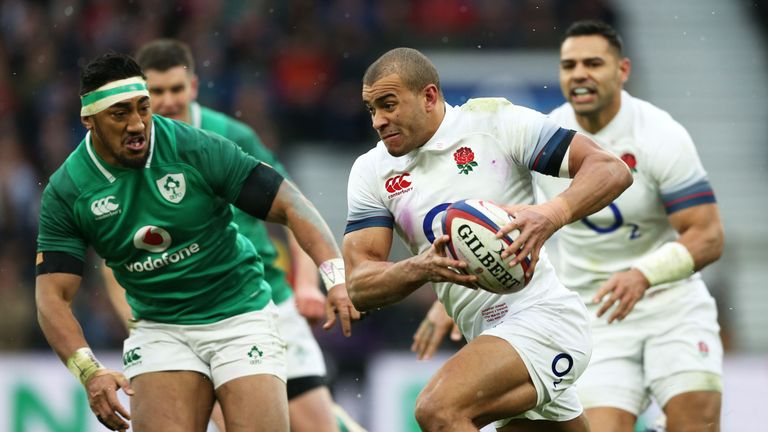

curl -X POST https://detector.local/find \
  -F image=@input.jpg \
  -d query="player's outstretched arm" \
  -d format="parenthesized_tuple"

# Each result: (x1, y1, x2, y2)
(262, 179, 361, 336)
(285, 229, 326, 325)
(342, 229, 477, 311)
(594, 203, 724, 323)
(498, 133, 633, 276)
(36, 272, 133, 431)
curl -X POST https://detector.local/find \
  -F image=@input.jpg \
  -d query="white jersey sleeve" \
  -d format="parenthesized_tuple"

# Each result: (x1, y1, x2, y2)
(498, 101, 576, 178)
(643, 116, 715, 214)
(345, 151, 393, 234)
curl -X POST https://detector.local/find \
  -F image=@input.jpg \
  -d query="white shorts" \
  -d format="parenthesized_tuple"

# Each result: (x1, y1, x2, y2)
(577, 280, 723, 415)
(485, 288, 592, 425)
(123, 303, 286, 388)
(277, 299, 327, 380)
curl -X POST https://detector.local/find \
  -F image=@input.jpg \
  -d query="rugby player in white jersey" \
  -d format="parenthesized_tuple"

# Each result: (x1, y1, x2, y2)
(537, 21, 724, 431)
(343, 47, 632, 431)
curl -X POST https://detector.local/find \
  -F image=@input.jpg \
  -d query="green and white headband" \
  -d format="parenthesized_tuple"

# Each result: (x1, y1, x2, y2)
(80, 76, 149, 116)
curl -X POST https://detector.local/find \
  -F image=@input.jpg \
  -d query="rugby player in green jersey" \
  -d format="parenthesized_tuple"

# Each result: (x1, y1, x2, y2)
(99, 39, 364, 432)
(35, 52, 355, 432)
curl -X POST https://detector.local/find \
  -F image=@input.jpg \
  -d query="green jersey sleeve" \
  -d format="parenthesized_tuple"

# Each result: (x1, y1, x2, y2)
(175, 123, 260, 204)
(37, 182, 87, 261)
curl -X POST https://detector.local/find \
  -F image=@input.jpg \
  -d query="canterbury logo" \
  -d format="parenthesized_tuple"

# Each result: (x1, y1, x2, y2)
(385, 173, 412, 193)
(91, 196, 120, 218)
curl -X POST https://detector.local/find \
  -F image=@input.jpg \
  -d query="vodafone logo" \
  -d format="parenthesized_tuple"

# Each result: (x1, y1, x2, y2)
(91, 196, 120, 219)
(385, 173, 412, 193)
(133, 226, 172, 253)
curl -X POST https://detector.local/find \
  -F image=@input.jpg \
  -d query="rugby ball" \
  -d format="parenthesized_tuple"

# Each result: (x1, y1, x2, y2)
(441, 199, 531, 294)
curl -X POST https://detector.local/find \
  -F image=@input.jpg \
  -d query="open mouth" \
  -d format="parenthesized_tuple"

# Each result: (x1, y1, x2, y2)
(571, 87, 596, 103)
(124, 135, 146, 152)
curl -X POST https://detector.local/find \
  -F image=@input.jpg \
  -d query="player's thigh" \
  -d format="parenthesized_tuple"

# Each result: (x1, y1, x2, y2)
(644, 284, 723, 408)
(664, 390, 721, 431)
(417, 334, 538, 427)
(216, 373, 289, 432)
(130, 371, 215, 432)
(497, 413, 590, 432)
(487, 290, 592, 427)
(288, 386, 338, 432)
(578, 304, 648, 417)
(584, 407, 636, 432)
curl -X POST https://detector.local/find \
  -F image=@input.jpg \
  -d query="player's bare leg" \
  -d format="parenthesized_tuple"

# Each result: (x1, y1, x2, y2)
(288, 386, 339, 432)
(216, 374, 289, 432)
(497, 414, 590, 432)
(414, 335, 588, 432)
(584, 407, 635, 432)
(664, 391, 720, 432)
(130, 371, 215, 432)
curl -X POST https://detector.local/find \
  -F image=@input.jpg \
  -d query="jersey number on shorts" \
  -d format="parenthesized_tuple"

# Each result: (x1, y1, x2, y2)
(551, 353, 573, 389)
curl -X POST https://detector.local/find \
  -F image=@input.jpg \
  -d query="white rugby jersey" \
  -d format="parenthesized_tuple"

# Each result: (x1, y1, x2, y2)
(346, 98, 576, 339)
(538, 91, 716, 301)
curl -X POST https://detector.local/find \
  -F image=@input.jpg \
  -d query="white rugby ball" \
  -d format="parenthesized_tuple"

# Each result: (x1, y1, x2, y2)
(441, 199, 531, 294)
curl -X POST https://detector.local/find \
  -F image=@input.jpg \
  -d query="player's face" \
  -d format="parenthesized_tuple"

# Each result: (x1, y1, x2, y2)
(82, 95, 152, 169)
(362, 74, 433, 157)
(145, 66, 197, 122)
(559, 35, 630, 117)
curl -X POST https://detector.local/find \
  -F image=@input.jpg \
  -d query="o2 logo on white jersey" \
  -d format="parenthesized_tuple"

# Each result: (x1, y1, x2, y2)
(133, 226, 172, 253)
(581, 203, 641, 240)
(90, 196, 120, 219)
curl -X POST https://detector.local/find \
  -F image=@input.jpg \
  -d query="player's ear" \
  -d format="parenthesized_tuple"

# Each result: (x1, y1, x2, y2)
(423, 84, 440, 112)
(619, 57, 631, 85)
(190, 74, 199, 100)
(81, 116, 94, 130)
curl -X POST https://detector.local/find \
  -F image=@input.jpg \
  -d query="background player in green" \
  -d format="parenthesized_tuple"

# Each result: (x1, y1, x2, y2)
(35, 52, 355, 432)
(100, 39, 365, 432)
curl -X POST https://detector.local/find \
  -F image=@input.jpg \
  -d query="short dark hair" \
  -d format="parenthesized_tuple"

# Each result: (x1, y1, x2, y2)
(135, 39, 195, 73)
(363, 47, 441, 95)
(562, 20, 624, 56)
(79, 52, 145, 96)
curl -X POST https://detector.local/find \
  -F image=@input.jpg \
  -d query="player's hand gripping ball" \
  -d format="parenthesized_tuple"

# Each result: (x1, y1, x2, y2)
(442, 199, 532, 294)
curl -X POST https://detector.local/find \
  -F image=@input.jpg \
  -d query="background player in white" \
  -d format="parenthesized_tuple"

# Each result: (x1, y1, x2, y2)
(35, 53, 352, 432)
(344, 47, 632, 431)
(537, 20, 724, 431)
(98, 39, 363, 432)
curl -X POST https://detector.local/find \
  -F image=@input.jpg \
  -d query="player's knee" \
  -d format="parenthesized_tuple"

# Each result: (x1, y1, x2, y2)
(414, 389, 455, 431)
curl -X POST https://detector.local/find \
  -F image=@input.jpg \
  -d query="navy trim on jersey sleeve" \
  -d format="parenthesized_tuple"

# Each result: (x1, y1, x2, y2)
(531, 128, 575, 176)
(234, 162, 285, 220)
(36, 251, 84, 276)
(662, 179, 716, 214)
(344, 216, 394, 234)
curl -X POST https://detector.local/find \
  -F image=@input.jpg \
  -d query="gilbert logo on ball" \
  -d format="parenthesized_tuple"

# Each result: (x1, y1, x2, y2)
(442, 199, 531, 294)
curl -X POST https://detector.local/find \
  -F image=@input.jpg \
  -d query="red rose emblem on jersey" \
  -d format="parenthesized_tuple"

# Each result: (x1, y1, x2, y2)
(620, 153, 637, 172)
(454, 147, 478, 175)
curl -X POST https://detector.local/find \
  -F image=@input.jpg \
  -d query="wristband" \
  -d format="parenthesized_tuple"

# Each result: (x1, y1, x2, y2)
(632, 242, 695, 287)
(319, 258, 345, 290)
(66, 347, 105, 386)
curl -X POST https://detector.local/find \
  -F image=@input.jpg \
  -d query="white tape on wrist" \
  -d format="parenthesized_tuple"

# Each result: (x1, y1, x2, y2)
(66, 347, 105, 386)
(632, 242, 695, 287)
(319, 258, 346, 290)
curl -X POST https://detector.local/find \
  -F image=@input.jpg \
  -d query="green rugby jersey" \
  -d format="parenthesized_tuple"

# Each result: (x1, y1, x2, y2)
(191, 102, 293, 305)
(37, 115, 273, 324)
